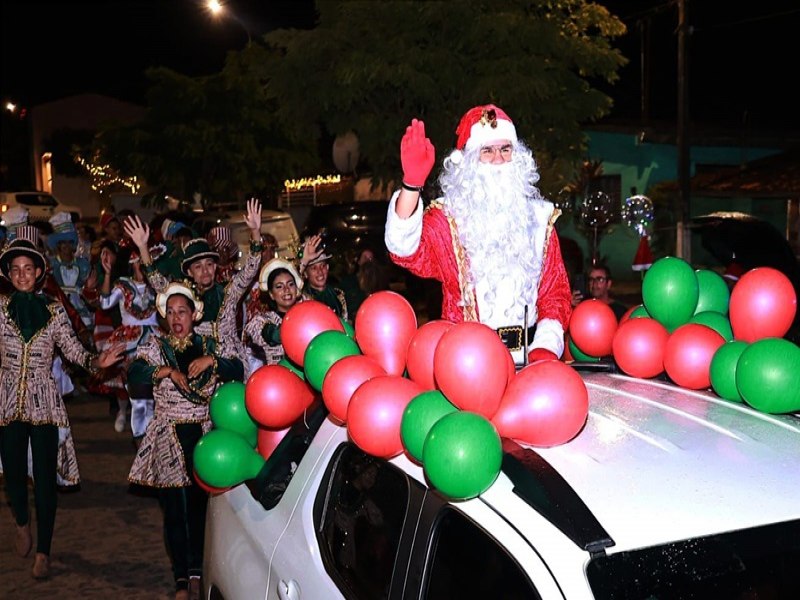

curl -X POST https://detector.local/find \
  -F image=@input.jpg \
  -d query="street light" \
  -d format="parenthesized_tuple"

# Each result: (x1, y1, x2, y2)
(205, 0, 251, 45)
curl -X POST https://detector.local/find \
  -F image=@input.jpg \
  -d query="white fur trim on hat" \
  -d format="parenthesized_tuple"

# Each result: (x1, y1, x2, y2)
(156, 282, 204, 322)
(259, 258, 303, 292)
(3, 206, 29, 229)
(463, 118, 517, 152)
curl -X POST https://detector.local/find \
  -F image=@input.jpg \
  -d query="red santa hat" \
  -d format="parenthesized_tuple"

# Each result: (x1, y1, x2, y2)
(454, 104, 518, 152)
(632, 236, 654, 272)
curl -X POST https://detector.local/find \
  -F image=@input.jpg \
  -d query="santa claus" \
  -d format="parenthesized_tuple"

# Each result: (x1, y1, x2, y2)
(385, 104, 572, 363)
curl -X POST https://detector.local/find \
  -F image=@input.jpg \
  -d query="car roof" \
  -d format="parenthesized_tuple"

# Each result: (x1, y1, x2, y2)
(481, 371, 800, 553)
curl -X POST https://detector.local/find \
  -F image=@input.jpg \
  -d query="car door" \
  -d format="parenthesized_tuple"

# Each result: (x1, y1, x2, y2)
(267, 441, 427, 600)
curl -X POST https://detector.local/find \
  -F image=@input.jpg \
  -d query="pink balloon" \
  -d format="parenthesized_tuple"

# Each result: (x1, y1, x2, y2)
(569, 299, 618, 357)
(355, 291, 418, 376)
(612, 317, 670, 378)
(281, 300, 345, 366)
(493, 361, 588, 447)
(433, 322, 509, 419)
(347, 375, 425, 458)
(245, 364, 315, 428)
(729, 267, 797, 343)
(406, 320, 454, 389)
(663, 323, 725, 390)
(256, 425, 290, 460)
(322, 354, 386, 423)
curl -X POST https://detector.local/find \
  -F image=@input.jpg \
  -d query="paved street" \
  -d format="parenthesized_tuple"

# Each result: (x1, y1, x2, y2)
(1, 392, 175, 598)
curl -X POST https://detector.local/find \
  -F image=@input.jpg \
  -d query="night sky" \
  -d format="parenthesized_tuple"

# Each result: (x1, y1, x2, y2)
(2, 0, 798, 132)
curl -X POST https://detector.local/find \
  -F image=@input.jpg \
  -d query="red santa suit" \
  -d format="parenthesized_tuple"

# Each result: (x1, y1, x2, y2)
(386, 194, 571, 361)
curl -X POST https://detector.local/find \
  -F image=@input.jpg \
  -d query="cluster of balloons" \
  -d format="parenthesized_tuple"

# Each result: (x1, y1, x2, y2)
(198, 292, 591, 501)
(568, 257, 800, 413)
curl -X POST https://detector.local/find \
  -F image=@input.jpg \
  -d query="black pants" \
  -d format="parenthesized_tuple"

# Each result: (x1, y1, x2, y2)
(158, 423, 208, 587)
(0, 421, 59, 555)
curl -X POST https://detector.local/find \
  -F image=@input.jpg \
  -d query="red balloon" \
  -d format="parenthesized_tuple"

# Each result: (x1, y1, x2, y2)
(729, 267, 797, 343)
(619, 305, 637, 323)
(433, 322, 509, 419)
(192, 468, 231, 495)
(492, 361, 588, 447)
(355, 291, 418, 376)
(663, 323, 725, 389)
(245, 364, 315, 428)
(347, 375, 425, 458)
(612, 317, 670, 378)
(569, 299, 618, 357)
(281, 300, 345, 366)
(406, 320, 454, 389)
(504, 347, 516, 385)
(256, 425, 290, 461)
(322, 354, 386, 423)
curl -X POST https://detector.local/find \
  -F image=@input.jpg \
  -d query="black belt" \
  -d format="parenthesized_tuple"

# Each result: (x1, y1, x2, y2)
(497, 325, 536, 352)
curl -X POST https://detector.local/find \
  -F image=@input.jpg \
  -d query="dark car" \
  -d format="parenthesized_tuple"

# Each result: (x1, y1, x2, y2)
(300, 200, 390, 261)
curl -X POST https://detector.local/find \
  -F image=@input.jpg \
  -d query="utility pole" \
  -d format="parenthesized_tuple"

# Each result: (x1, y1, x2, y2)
(676, 0, 691, 259)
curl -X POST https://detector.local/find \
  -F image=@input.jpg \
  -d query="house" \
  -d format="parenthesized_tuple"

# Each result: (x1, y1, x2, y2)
(29, 93, 144, 219)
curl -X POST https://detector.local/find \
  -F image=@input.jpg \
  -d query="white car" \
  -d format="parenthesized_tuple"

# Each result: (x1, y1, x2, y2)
(204, 370, 800, 600)
(191, 208, 300, 265)
(0, 191, 83, 222)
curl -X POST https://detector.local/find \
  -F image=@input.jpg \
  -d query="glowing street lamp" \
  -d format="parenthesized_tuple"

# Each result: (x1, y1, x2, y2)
(205, 0, 251, 45)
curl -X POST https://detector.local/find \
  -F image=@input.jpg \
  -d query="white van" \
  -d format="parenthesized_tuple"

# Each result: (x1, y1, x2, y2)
(191, 208, 300, 266)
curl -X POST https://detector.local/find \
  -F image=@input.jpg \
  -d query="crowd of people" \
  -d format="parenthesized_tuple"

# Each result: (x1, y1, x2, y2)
(0, 199, 390, 599)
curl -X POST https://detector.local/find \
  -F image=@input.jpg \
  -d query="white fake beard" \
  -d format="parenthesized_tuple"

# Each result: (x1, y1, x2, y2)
(442, 158, 541, 322)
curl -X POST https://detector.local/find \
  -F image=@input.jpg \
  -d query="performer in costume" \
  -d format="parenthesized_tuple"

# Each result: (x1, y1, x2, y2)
(47, 212, 94, 329)
(124, 199, 264, 377)
(298, 234, 348, 321)
(127, 282, 244, 600)
(385, 105, 572, 364)
(0, 238, 124, 580)
(243, 258, 305, 369)
(100, 247, 162, 438)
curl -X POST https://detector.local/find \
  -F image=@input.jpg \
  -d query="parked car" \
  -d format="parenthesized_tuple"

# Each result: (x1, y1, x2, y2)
(204, 369, 800, 599)
(0, 191, 83, 222)
(300, 200, 390, 259)
(191, 208, 300, 264)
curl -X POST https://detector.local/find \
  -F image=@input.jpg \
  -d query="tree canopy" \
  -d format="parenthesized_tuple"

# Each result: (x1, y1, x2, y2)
(261, 0, 627, 194)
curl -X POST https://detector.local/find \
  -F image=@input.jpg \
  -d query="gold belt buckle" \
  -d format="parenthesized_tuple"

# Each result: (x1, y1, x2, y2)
(497, 326, 523, 351)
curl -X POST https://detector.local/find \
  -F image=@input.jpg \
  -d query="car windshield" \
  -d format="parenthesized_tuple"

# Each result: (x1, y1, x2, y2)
(587, 518, 800, 599)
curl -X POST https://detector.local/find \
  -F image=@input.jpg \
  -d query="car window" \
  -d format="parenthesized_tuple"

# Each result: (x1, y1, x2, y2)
(246, 400, 328, 511)
(16, 193, 58, 207)
(315, 444, 412, 600)
(423, 507, 541, 600)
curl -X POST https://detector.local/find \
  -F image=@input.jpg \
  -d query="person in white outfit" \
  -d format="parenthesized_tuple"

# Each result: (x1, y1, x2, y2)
(99, 247, 162, 439)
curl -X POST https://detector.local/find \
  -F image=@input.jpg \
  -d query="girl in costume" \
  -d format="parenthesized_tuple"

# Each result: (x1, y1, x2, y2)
(0, 238, 124, 580)
(99, 246, 163, 439)
(243, 258, 305, 368)
(127, 282, 244, 600)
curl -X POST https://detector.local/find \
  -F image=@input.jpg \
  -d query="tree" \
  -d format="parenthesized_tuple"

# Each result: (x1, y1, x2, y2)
(97, 45, 319, 209)
(261, 0, 627, 195)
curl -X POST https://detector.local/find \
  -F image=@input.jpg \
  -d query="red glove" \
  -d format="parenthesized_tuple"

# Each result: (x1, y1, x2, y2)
(528, 348, 558, 363)
(400, 118, 435, 187)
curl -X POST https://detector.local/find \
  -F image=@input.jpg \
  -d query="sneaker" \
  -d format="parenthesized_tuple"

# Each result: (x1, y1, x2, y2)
(114, 411, 127, 433)
(15, 522, 32, 557)
(32, 553, 50, 579)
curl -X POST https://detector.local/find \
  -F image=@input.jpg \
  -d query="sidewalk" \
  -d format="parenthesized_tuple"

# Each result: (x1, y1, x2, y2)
(0, 393, 174, 599)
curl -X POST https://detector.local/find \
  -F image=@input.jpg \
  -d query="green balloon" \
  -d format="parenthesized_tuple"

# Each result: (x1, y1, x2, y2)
(709, 340, 749, 402)
(278, 356, 305, 380)
(689, 311, 733, 341)
(629, 304, 651, 319)
(193, 429, 266, 488)
(423, 411, 502, 500)
(210, 381, 258, 446)
(401, 391, 458, 462)
(642, 256, 699, 331)
(340, 318, 355, 338)
(569, 337, 600, 362)
(694, 269, 730, 315)
(737, 338, 800, 413)
(303, 330, 361, 391)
